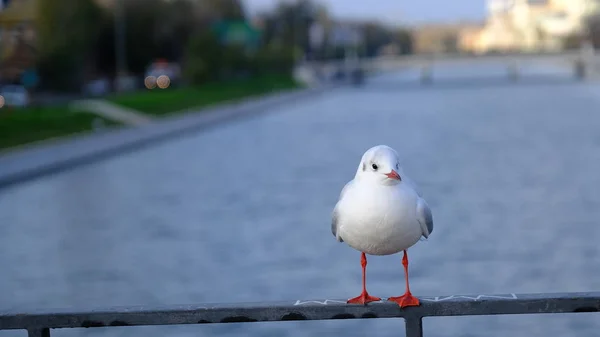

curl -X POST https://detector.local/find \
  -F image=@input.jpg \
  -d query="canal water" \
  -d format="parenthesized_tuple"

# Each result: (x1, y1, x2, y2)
(2, 63, 600, 337)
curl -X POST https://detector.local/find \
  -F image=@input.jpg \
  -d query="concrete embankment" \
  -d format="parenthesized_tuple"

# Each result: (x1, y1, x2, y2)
(0, 85, 337, 190)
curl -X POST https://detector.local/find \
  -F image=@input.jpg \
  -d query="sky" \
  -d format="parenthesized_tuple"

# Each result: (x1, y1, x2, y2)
(243, 0, 487, 25)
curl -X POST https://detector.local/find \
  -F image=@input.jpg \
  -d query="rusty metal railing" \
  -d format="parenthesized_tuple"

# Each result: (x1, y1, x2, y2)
(1, 292, 599, 337)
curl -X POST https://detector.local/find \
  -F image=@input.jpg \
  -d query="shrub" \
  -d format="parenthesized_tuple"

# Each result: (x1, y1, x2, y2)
(249, 44, 296, 76)
(183, 32, 223, 85)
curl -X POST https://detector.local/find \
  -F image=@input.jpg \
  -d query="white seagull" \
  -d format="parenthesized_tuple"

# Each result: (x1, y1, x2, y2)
(332, 145, 434, 307)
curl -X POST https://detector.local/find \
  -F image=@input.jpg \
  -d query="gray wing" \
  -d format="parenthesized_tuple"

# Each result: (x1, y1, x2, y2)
(416, 197, 433, 238)
(332, 206, 343, 242)
(331, 180, 353, 242)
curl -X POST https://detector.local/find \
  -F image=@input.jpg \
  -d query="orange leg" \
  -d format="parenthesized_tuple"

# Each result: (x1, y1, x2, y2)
(388, 250, 420, 308)
(347, 252, 381, 305)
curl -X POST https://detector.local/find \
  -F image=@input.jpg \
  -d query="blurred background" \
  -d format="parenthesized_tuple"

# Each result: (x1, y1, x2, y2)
(2, 0, 600, 336)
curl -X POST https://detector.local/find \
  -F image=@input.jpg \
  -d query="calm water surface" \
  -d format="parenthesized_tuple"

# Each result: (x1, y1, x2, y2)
(2, 63, 600, 337)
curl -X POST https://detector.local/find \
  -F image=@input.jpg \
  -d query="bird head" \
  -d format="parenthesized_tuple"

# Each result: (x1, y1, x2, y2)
(355, 145, 404, 186)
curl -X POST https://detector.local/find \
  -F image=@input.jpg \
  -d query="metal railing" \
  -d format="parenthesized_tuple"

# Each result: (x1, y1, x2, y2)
(1, 292, 599, 337)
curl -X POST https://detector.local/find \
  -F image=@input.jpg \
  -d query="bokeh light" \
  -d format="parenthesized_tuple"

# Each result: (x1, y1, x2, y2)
(157, 75, 170, 89)
(144, 76, 157, 89)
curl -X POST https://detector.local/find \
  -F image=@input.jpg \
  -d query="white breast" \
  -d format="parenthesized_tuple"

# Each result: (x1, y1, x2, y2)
(337, 183, 423, 255)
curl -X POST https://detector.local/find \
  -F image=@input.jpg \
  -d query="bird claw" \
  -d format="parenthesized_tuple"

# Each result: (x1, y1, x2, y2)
(347, 292, 381, 305)
(388, 293, 420, 308)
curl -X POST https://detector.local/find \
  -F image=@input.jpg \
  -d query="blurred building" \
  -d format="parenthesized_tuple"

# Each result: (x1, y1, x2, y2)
(459, 0, 600, 54)
(475, 0, 519, 53)
(458, 25, 485, 53)
(413, 22, 482, 54)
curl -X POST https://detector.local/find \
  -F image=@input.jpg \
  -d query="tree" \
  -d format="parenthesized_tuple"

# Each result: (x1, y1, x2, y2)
(156, 0, 198, 61)
(585, 13, 600, 48)
(93, 0, 256, 82)
(190, 0, 246, 23)
(183, 31, 223, 84)
(360, 22, 394, 57)
(36, 0, 104, 90)
(563, 13, 600, 50)
(563, 33, 585, 50)
(257, 0, 320, 54)
(213, 0, 246, 20)
(393, 29, 413, 54)
(120, 0, 168, 74)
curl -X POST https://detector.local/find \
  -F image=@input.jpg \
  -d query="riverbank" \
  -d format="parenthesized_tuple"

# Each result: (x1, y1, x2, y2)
(0, 107, 120, 152)
(109, 74, 300, 116)
(0, 75, 301, 151)
(0, 84, 329, 189)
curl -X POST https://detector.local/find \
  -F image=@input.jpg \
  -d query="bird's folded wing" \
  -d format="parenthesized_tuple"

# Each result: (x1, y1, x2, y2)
(331, 180, 354, 242)
(416, 197, 433, 238)
(331, 206, 343, 242)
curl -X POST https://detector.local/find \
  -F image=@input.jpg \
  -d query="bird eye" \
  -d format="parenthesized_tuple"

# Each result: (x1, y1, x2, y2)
(371, 163, 378, 170)
(396, 163, 399, 169)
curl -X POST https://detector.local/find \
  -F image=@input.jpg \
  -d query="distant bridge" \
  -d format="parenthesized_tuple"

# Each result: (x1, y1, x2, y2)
(305, 49, 600, 84)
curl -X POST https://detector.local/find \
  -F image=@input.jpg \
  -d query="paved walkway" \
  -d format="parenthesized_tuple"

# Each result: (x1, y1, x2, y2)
(70, 99, 154, 126)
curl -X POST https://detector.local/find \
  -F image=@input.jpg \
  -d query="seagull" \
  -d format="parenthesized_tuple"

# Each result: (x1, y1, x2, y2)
(331, 145, 433, 308)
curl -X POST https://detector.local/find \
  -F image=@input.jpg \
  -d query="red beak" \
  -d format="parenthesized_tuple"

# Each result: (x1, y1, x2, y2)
(386, 170, 402, 181)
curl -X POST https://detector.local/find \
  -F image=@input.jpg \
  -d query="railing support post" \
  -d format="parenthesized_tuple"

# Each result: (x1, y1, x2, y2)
(27, 328, 50, 337)
(404, 316, 423, 337)
(508, 61, 519, 82)
(574, 58, 586, 80)
(420, 65, 432, 85)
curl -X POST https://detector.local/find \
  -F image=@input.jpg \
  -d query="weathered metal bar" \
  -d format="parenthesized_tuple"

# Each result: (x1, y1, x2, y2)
(404, 316, 423, 337)
(1, 292, 599, 331)
(27, 328, 50, 337)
